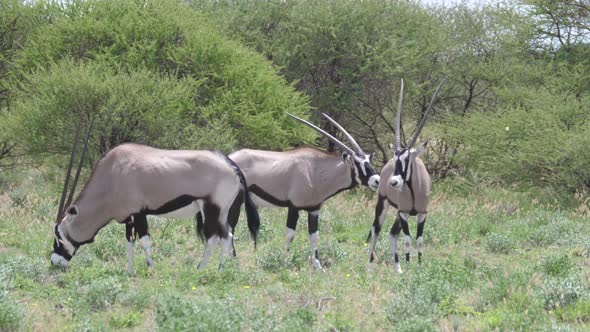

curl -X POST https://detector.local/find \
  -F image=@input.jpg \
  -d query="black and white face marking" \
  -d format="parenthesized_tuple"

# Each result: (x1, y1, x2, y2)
(351, 153, 380, 190)
(51, 223, 74, 267)
(50, 206, 79, 267)
(390, 149, 412, 189)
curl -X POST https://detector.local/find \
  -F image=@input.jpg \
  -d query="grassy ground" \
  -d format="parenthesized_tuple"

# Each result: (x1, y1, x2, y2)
(0, 169, 589, 331)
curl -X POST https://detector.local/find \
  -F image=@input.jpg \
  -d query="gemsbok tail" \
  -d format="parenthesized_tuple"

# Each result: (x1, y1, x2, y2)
(228, 158, 260, 248)
(196, 153, 260, 246)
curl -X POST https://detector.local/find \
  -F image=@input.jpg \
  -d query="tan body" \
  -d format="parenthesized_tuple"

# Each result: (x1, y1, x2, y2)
(223, 145, 379, 270)
(52, 143, 258, 271)
(231, 147, 356, 209)
(377, 157, 430, 214)
(66, 144, 237, 240)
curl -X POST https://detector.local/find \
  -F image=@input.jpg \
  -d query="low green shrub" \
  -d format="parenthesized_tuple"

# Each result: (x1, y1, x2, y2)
(155, 294, 246, 331)
(485, 233, 514, 254)
(539, 276, 586, 310)
(0, 291, 23, 331)
(83, 276, 124, 310)
(109, 311, 142, 329)
(256, 245, 307, 272)
(540, 254, 573, 277)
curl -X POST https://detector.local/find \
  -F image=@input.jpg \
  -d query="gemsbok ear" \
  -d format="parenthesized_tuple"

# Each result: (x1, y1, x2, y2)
(68, 205, 79, 216)
(411, 141, 428, 158)
(341, 152, 353, 165)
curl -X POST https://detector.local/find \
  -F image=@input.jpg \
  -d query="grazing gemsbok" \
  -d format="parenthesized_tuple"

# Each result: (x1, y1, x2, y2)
(368, 78, 447, 273)
(51, 129, 260, 272)
(201, 113, 380, 270)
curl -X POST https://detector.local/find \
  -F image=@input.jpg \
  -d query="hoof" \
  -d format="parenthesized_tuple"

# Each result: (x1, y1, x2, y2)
(312, 259, 322, 271)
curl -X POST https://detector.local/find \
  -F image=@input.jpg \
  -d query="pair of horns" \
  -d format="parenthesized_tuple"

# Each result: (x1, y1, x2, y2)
(394, 77, 448, 153)
(287, 112, 364, 156)
(56, 115, 95, 223)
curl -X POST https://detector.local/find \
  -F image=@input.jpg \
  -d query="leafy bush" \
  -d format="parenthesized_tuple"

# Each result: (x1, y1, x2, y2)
(540, 254, 573, 277)
(109, 311, 142, 329)
(155, 294, 246, 331)
(0, 254, 45, 287)
(256, 245, 306, 272)
(6, 0, 313, 161)
(435, 91, 590, 192)
(83, 276, 124, 310)
(0, 291, 23, 331)
(540, 277, 585, 310)
(485, 233, 514, 254)
(386, 258, 474, 331)
(117, 289, 151, 311)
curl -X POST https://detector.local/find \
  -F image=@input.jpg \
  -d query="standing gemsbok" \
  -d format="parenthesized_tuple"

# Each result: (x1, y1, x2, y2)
(368, 78, 447, 273)
(51, 122, 259, 272)
(199, 113, 380, 270)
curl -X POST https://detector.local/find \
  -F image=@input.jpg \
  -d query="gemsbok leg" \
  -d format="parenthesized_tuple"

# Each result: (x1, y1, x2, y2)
(286, 207, 299, 252)
(217, 205, 233, 268)
(226, 191, 244, 257)
(308, 209, 321, 270)
(399, 212, 411, 264)
(125, 217, 135, 274)
(197, 201, 220, 270)
(368, 196, 390, 271)
(389, 215, 403, 273)
(124, 214, 153, 273)
(134, 214, 153, 269)
(416, 213, 427, 264)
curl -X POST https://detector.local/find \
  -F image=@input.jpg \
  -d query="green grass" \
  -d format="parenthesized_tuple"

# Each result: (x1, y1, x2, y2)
(1, 169, 589, 331)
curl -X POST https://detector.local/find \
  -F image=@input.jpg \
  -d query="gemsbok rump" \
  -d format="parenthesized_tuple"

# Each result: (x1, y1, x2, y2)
(368, 78, 447, 273)
(199, 113, 380, 269)
(51, 124, 259, 272)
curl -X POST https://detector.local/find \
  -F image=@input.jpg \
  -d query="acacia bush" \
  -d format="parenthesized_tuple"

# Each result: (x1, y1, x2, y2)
(5, 0, 314, 160)
(430, 88, 590, 192)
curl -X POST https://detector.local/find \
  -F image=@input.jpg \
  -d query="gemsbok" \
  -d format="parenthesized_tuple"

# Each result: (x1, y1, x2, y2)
(368, 78, 447, 273)
(198, 113, 380, 270)
(51, 122, 259, 272)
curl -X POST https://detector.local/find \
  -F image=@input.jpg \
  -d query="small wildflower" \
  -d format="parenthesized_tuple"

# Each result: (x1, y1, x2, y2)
(191, 286, 197, 290)
(244, 285, 250, 289)
(505, 126, 509, 131)
(363, 243, 368, 247)
(346, 274, 351, 278)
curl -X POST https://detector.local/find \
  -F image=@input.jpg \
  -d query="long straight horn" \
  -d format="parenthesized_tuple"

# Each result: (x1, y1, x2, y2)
(321, 113, 364, 155)
(395, 79, 404, 152)
(287, 113, 355, 155)
(56, 117, 83, 223)
(64, 115, 95, 212)
(407, 76, 448, 149)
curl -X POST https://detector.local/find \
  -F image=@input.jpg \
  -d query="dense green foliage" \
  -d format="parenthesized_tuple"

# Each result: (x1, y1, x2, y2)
(193, 0, 590, 192)
(1, 0, 313, 162)
(0, 171, 589, 330)
(0, 0, 588, 192)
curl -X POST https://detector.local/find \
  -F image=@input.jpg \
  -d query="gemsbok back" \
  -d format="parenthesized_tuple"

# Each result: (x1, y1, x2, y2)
(368, 78, 447, 273)
(51, 122, 259, 272)
(199, 113, 380, 270)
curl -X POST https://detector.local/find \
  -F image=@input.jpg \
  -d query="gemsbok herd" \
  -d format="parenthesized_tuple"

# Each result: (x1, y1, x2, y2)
(51, 78, 446, 274)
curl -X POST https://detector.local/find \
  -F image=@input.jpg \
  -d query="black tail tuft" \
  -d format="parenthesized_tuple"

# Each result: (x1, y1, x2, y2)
(219, 153, 260, 247)
(243, 186, 260, 248)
